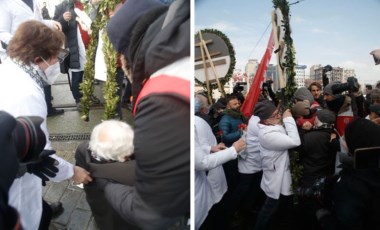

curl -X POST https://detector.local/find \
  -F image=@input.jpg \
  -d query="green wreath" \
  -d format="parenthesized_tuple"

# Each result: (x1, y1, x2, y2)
(273, 0, 302, 192)
(195, 28, 236, 98)
(80, 0, 122, 121)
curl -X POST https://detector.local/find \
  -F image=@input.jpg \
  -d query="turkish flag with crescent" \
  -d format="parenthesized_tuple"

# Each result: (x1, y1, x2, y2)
(241, 30, 274, 118)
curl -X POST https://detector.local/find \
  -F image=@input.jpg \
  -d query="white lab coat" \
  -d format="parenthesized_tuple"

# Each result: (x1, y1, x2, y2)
(238, 115, 262, 174)
(258, 117, 300, 199)
(0, 0, 57, 61)
(94, 29, 107, 81)
(0, 59, 73, 229)
(194, 116, 238, 229)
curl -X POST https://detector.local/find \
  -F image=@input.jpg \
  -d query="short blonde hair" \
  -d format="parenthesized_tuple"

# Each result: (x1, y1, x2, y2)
(89, 120, 134, 162)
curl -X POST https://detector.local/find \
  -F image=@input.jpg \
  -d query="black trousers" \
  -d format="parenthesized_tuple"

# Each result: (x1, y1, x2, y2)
(39, 200, 52, 230)
(43, 85, 53, 112)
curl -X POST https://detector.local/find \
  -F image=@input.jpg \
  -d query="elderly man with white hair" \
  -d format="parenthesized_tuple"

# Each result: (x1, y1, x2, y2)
(75, 120, 137, 229)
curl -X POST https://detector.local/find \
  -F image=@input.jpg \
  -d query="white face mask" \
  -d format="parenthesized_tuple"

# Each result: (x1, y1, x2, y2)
(40, 57, 61, 85)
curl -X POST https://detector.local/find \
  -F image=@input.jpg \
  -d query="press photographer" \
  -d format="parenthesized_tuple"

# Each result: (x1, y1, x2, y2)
(294, 109, 340, 230)
(0, 110, 55, 229)
(322, 76, 360, 136)
(305, 118, 380, 230)
(231, 82, 247, 104)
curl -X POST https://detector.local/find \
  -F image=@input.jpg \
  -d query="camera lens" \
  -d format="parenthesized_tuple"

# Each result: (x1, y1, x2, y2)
(12, 116, 46, 162)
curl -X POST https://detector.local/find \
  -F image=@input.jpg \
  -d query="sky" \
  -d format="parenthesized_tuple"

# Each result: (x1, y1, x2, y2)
(195, 0, 380, 85)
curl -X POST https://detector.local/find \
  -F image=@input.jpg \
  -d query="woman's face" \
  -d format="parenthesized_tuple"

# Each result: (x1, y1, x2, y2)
(37, 48, 67, 70)
(37, 56, 59, 71)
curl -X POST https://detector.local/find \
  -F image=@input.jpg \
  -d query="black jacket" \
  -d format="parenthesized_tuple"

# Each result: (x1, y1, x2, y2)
(299, 128, 340, 187)
(75, 142, 137, 230)
(101, 0, 190, 229)
(53, 1, 81, 69)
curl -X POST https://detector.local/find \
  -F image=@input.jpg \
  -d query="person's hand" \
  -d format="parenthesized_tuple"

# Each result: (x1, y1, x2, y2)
(26, 153, 59, 186)
(302, 121, 313, 130)
(73, 166, 92, 185)
(232, 138, 246, 153)
(211, 143, 226, 153)
(282, 109, 292, 118)
(63, 11, 72, 22)
(330, 132, 337, 142)
(371, 117, 380, 125)
(52, 20, 62, 31)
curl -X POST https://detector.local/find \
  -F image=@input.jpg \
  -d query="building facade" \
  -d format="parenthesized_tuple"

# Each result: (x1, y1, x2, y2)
(295, 64, 307, 88)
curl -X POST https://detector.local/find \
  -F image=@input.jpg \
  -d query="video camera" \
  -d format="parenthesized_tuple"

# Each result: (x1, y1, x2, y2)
(330, 76, 359, 95)
(295, 176, 338, 208)
(262, 79, 273, 91)
(233, 82, 246, 93)
(0, 110, 46, 163)
(0, 111, 49, 229)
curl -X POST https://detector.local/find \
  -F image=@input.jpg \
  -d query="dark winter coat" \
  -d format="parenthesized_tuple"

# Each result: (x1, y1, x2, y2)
(101, 0, 190, 228)
(218, 110, 245, 147)
(53, 1, 81, 69)
(299, 128, 340, 187)
(75, 142, 137, 230)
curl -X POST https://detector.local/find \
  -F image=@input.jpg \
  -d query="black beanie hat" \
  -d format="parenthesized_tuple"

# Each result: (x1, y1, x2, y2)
(345, 118, 380, 154)
(254, 100, 277, 120)
(323, 82, 339, 96)
(106, 0, 164, 57)
(316, 109, 336, 124)
(369, 104, 380, 116)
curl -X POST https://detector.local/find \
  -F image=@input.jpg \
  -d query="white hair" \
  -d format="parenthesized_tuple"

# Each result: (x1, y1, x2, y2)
(89, 120, 134, 162)
(195, 94, 209, 110)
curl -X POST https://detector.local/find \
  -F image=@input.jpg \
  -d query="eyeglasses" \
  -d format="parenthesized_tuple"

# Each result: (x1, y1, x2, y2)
(268, 110, 281, 119)
(57, 49, 69, 63)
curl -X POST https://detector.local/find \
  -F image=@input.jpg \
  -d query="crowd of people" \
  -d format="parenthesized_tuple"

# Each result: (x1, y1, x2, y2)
(0, 0, 379, 230)
(195, 78, 380, 230)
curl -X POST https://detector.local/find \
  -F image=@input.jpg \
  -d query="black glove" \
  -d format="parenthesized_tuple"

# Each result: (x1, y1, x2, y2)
(26, 150, 59, 186)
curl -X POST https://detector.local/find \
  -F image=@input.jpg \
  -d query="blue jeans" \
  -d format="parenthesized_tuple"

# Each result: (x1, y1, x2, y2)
(71, 71, 83, 103)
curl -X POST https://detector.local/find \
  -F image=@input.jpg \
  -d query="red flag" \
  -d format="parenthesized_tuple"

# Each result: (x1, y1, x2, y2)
(240, 31, 274, 118)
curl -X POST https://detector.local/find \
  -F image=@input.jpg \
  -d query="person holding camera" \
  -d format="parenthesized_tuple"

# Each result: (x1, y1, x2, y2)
(323, 80, 356, 137)
(0, 111, 48, 229)
(317, 118, 380, 229)
(0, 20, 92, 230)
(295, 109, 340, 229)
